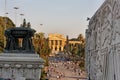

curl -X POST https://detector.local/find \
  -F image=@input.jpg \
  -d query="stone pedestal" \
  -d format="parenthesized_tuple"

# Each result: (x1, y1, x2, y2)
(0, 53, 44, 80)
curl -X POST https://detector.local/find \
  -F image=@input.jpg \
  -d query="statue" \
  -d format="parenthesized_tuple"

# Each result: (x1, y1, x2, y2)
(4, 26, 36, 53)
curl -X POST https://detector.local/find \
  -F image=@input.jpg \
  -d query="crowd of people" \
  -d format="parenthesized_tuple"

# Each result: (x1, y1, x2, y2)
(47, 57, 87, 80)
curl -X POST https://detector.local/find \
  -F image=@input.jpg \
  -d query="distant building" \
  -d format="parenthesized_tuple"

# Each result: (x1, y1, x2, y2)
(48, 34, 82, 56)
(48, 33, 66, 55)
(69, 40, 82, 45)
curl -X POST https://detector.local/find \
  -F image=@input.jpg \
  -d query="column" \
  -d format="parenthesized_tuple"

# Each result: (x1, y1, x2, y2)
(57, 40, 59, 51)
(57, 40, 60, 51)
(53, 40, 55, 51)
(61, 47, 64, 51)
(53, 40, 55, 46)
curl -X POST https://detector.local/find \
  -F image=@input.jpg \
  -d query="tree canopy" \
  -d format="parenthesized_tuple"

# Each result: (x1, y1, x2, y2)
(0, 16, 15, 52)
(64, 34, 85, 70)
(33, 33, 51, 66)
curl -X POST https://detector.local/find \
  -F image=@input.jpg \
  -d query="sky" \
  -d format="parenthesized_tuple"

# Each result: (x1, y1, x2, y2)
(0, 0, 105, 38)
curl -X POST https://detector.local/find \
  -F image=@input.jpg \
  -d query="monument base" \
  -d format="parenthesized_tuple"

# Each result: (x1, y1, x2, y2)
(0, 53, 44, 80)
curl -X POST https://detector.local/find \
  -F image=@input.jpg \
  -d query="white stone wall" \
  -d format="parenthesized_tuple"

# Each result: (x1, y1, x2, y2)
(85, 0, 120, 80)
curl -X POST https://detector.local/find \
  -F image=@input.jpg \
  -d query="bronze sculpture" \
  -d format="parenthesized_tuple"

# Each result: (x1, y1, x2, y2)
(4, 27, 36, 53)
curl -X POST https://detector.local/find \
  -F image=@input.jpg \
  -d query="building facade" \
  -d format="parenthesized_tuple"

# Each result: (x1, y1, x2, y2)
(48, 34, 66, 55)
(85, 0, 120, 80)
(69, 40, 82, 45)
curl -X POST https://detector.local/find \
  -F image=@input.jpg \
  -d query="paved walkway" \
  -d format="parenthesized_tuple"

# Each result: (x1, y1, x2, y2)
(47, 60, 87, 80)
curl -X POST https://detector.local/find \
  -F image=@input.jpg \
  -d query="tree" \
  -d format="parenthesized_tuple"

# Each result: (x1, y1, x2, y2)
(22, 19, 26, 27)
(0, 16, 15, 52)
(27, 22, 31, 28)
(33, 33, 51, 65)
(33, 32, 51, 79)
(77, 34, 85, 43)
(64, 33, 85, 69)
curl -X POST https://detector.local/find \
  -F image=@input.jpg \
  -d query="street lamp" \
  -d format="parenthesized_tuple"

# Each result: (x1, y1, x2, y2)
(5, 12, 9, 26)
(4, 0, 7, 48)
(40, 24, 43, 26)
(20, 13, 24, 24)
(5, 12, 9, 15)
(40, 24, 43, 30)
(14, 7, 19, 26)
(40, 24, 43, 32)
(4, 0, 7, 28)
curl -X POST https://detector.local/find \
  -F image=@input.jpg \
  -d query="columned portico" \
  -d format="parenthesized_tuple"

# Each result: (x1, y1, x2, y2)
(48, 34, 66, 56)
(49, 40, 64, 52)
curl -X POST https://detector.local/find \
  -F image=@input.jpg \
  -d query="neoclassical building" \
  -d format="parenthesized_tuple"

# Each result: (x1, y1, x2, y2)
(48, 34, 66, 55)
